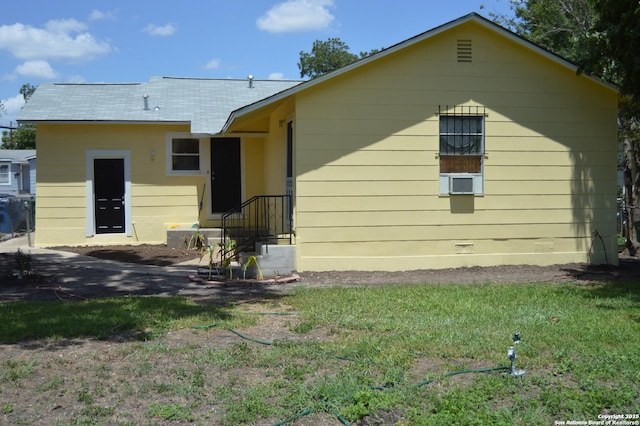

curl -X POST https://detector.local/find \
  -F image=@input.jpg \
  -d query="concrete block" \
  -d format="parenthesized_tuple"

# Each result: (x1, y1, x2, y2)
(166, 228, 222, 249)
(253, 243, 296, 277)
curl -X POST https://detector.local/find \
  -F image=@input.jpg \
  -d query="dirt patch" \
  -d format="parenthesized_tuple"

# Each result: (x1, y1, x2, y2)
(44, 244, 640, 284)
(2, 243, 640, 302)
(49, 244, 202, 266)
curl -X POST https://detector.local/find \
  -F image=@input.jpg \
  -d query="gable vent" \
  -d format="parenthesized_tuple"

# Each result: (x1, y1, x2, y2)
(457, 39, 472, 62)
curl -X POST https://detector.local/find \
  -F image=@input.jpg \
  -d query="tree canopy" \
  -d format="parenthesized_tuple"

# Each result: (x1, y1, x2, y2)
(1, 125, 36, 150)
(581, 0, 640, 103)
(492, 0, 639, 104)
(1, 83, 37, 149)
(298, 38, 380, 79)
(491, 0, 596, 62)
(19, 83, 37, 103)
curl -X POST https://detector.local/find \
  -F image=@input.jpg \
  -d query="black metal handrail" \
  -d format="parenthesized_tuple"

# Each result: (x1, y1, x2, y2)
(220, 195, 291, 265)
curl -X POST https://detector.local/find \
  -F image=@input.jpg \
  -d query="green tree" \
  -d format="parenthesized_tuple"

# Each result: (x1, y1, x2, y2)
(581, 0, 640, 254)
(1, 125, 36, 149)
(298, 38, 380, 79)
(19, 83, 37, 102)
(491, 0, 640, 252)
(489, 0, 596, 62)
(1, 83, 37, 149)
(581, 0, 640, 103)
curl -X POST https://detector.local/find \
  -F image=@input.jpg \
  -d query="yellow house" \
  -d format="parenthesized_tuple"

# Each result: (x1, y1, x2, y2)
(19, 13, 619, 272)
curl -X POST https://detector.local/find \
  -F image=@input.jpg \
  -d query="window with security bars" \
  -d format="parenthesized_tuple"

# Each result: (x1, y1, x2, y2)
(439, 107, 484, 174)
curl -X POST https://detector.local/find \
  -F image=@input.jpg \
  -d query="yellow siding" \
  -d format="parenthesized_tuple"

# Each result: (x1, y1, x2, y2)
(35, 123, 202, 247)
(296, 210, 611, 230)
(292, 20, 619, 271)
(297, 194, 611, 212)
(262, 98, 295, 195)
(244, 137, 266, 198)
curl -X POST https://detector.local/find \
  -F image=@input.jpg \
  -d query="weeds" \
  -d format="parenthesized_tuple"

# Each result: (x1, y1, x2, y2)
(146, 402, 193, 422)
(188, 228, 237, 279)
(35, 376, 64, 392)
(0, 360, 37, 383)
(13, 248, 31, 279)
(242, 254, 263, 279)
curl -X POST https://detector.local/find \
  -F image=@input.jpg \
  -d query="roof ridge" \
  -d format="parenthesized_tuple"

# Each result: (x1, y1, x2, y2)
(159, 76, 303, 83)
(53, 82, 141, 86)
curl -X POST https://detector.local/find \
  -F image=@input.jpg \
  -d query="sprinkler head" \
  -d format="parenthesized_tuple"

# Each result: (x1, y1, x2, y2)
(506, 338, 526, 377)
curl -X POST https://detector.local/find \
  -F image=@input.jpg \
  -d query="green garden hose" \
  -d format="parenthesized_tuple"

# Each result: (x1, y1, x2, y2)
(411, 365, 510, 388)
(192, 321, 511, 426)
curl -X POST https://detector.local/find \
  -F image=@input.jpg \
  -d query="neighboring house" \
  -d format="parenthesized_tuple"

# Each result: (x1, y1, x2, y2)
(18, 13, 619, 272)
(0, 150, 36, 196)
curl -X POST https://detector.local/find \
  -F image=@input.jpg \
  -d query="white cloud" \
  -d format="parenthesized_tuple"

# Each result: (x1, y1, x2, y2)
(45, 18, 87, 33)
(257, 0, 335, 33)
(143, 23, 177, 36)
(89, 10, 117, 21)
(0, 20, 113, 61)
(1, 93, 26, 123)
(203, 59, 221, 70)
(14, 60, 57, 79)
(268, 72, 285, 80)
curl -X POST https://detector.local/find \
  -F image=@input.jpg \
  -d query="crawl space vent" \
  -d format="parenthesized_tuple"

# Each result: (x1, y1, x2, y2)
(457, 39, 472, 62)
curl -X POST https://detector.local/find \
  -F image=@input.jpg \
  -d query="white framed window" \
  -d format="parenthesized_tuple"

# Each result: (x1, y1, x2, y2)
(0, 162, 10, 185)
(438, 106, 485, 195)
(165, 132, 203, 175)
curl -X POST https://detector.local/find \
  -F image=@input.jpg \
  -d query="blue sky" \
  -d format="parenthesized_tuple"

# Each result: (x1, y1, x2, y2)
(0, 0, 514, 127)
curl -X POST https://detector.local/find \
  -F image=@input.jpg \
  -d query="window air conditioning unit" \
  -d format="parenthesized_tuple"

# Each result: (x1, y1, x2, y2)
(449, 175, 474, 195)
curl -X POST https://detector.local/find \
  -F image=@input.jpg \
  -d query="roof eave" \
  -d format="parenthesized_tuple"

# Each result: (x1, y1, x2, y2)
(17, 119, 191, 126)
(467, 14, 619, 93)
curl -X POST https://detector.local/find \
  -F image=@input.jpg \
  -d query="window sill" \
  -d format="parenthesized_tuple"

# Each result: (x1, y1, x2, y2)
(438, 193, 484, 197)
(166, 171, 204, 177)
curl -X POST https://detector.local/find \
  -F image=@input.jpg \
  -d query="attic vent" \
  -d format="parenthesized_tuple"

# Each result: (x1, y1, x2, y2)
(457, 39, 472, 62)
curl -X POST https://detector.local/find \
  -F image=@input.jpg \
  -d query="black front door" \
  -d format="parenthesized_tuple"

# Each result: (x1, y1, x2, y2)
(94, 158, 125, 234)
(210, 138, 241, 213)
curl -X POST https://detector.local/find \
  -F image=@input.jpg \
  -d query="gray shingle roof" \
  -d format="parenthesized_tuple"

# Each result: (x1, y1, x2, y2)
(0, 150, 36, 163)
(17, 76, 301, 135)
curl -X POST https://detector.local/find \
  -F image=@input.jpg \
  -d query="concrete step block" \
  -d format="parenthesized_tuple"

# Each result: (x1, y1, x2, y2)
(166, 228, 223, 249)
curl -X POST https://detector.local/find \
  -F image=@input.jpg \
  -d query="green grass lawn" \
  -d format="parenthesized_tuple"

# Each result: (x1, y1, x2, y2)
(1, 281, 639, 425)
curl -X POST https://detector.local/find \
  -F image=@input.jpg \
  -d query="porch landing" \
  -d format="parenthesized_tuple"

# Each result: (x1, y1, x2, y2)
(167, 228, 296, 276)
